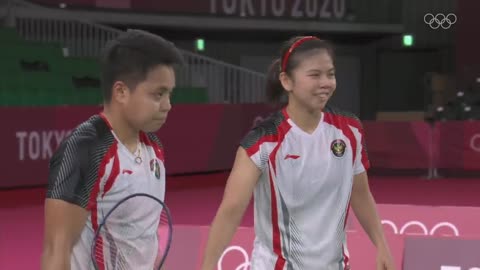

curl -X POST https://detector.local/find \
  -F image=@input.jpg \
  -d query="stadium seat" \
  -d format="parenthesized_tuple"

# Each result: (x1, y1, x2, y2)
(172, 87, 209, 104)
(0, 28, 208, 106)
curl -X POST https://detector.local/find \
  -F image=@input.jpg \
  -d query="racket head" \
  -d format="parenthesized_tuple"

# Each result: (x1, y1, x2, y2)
(91, 193, 173, 270)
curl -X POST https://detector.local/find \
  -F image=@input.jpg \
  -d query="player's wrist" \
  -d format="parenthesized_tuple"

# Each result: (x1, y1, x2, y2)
(375, 238, 390, 252)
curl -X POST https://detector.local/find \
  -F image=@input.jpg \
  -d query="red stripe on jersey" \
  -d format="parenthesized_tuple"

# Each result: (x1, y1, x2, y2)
(269, 121, 291, 175)
(342, 246, 350, 270)
(268, 117, 291, 270)
(342, 199, 352, 269)
(244, 109, 291, 268)
(245, 111, 291, 160)
(245, 134, 276, 157)
(268, 171, 287, 270)
(325, 112, 366, 269)
(324, 113, 358, 167)
(140, 132, 165, 162)
(337, 114, 370, 170)
(87, 142, 117, 270)
(99, 113, 113, 130)
(102, 147, 120, 198)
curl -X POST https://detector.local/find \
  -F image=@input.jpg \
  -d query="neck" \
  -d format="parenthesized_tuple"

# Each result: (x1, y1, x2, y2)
(102, 106, 140, 153)
(286, 101, 323, 134)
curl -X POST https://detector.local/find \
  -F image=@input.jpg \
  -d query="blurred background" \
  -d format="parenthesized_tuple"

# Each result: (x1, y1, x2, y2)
(0, 0, 479, 269)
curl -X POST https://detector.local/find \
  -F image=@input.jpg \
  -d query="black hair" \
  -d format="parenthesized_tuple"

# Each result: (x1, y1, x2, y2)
(266, 36, 335, 104)
(100, 29, 185, 102)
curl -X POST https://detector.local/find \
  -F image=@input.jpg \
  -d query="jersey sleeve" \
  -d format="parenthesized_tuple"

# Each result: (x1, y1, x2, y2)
(352, 120, 370, 175)
(239, 127, 269, 171)
(46, 130, 94, 208)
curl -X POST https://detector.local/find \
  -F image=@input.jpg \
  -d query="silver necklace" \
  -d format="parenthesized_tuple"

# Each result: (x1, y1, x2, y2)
(134, 146, 142, 164)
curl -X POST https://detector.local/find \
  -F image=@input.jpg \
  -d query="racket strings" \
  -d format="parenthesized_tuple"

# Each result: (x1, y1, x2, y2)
(91, 193, 172, 270)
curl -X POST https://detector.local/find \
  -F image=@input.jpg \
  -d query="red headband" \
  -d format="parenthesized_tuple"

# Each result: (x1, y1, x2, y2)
(281, 36, 319, 72)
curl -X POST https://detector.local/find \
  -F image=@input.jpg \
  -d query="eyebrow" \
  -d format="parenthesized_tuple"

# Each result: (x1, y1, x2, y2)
(155, 86, 173, 92)
(306, 68, 335, 73)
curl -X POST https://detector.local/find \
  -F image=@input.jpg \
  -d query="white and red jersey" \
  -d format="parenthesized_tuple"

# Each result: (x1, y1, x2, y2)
(46, 114, 166, 270)
(240, 107, 370, 270)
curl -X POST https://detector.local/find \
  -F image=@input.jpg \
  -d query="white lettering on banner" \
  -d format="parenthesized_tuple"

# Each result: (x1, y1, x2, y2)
(305, 0, 318, 18)
(333, 0, 346, 18)
(211, 0, 216, 13)
(217, 245, 250, 270)
(292, 0, 302, 17)
(211, 0, 346, 19)
(42, 131, 53, 159)
(381, 220, 459, 236)
(260, 0, 267, 16)
(16, 130, 72, 161)
(470, 134, 480, 152)
(16, 131, 28, 161)
(241, 0, 255, 16)
(271, 0, 285, 17)
(223, 0, 236, 15)
(29, 132, 40, 160)
(319, 0, 332, 19)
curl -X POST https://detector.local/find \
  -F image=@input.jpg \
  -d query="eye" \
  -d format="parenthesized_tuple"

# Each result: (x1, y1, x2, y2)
(151, 92, 163, 100)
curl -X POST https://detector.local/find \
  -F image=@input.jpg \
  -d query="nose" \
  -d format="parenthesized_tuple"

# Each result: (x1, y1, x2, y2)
(319, 74, 335, 88)
(160, 96, 172, 112)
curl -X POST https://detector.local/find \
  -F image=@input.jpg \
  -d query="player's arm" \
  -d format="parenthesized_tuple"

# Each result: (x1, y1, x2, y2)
(349, 118, 387, 249)
(41, 130, 94, 270)
(350, 172, 388, 249)
(349, 118, 395, 269)
(351, 172, 395, 269)
(201, 147, 261, 270)
(41, 200, 89, 270)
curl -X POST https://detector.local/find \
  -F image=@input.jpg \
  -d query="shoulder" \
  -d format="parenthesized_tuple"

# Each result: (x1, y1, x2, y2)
(47, 115, 114, 208)
(323, 105, 363, 130)
(240, 110, 287, 154)
(144, 132, 164, 150)
(141, 132, 165, 161)
(52, 115, 111, 162)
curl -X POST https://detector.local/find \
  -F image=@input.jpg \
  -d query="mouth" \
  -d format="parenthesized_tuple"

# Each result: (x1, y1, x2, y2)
(313, 92, 331, 99)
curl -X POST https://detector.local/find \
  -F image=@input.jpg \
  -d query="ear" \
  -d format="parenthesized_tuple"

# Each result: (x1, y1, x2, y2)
(111, 81, 130, 104)
(279, 72, 293, 93)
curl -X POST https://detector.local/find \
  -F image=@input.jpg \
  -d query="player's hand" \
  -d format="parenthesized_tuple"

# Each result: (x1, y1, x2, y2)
(376, 246, 395, 270)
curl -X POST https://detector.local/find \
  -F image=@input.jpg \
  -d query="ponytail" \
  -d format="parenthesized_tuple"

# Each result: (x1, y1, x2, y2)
(265, 58, 285, 104)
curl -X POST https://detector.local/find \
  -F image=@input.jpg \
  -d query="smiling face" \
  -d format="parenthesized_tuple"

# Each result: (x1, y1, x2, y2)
(280, 48, 336, 112)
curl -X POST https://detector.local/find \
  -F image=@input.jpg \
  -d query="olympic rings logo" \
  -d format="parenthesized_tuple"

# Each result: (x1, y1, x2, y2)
(217, 221, 460, 269)
(424, 13, 457, 29)
(218, 245, 251, 270)
(381, 220, 459, 236)
(470, 134, 480, 152)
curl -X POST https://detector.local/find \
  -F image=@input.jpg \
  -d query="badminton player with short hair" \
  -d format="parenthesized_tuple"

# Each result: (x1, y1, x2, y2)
(41, 30, 183, 270)
(201, 36, 395, 270)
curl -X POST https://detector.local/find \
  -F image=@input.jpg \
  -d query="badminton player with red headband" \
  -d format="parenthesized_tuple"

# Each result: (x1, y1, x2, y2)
(201, 36, 395, 270)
